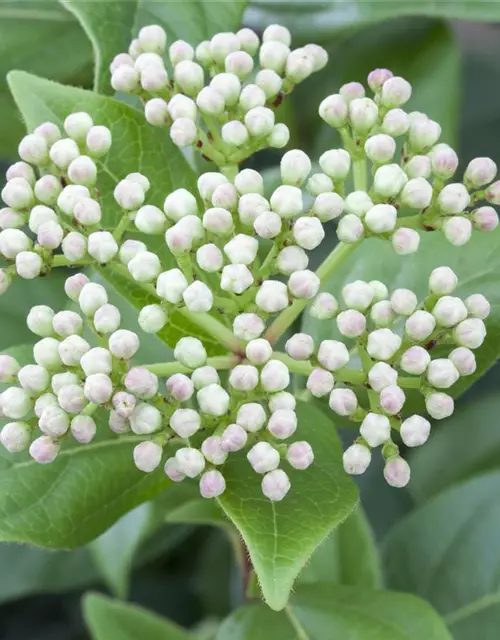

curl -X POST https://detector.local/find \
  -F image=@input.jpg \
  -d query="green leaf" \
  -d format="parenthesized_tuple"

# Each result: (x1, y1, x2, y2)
(83, 592, 194, 640)
(217, 582, 452, 640)
(298, 505, 381, 588)
(245, 0, 500, 41)
(0, 0, 92, 156)
(136, 0, 247, 43)
(303, 230, 500, 401)
(383, 471, 500, 640)
(218, 400, 358, 611)
(7, 71, 224, 354)
(60, 0, 138, 94)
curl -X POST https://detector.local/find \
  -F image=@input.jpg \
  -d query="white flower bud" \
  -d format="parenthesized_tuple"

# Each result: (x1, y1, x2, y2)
(263, 24, 291, 45)
(34, 393, 57, 419)
(0, 268, 11, 295)
(405, 310, 436, 341)
(87, 231, 118, 264)
(62, 232, 86, 262)
(221, 424, 247, 452)
(281, 150, 312, 187)
(223, 120, 251, 147)
(132, 441, 162, 473)
(49, 138, 80, 171)
(367, 329, 402, 361)
(267, 408, 297, 439)
(380, 76, 412, 107)
(39, 405, 70, 437)
(390, 289, 418, 316)
(337, 214, 365, 243)
(255, 69, 282, 98)
(29, 436, 60, 464)
(191, 366, 219, 390)
(399, 414, 430, 447)
(129, 402, 162, 435)
(286, 441, 313, 470)
(201, 436, 228, 465)
(18, 133, 49, 165)
(276, 246, 309, 275)
(466, 294, 490, 319)
(73, 197, 101, 226)
(392, 228, 420, 255)
(384, 457, 411, 488)
(404, 155, 432, 180)
(464, 157, 497, 188)
(27, 305, 54, 337)
(170, 408, 200, 438)
(113, 391, 136, 418)
(15, 251, 42, 279)
(37, 220, 63, 251)
(285, 333, 314, 361)
(365, 134, 396, 164)
(224, 234, 258, 265)
(319, 94, 348, 128)
(165, 215, 204, 254)
(86, 125, 112, 157)
(69, 415, 96, 444)
(34, 174, 61, 206)
(261, 469, 291, 501)
(144, 98, 169, 127)
(211, 184, 237, 212)
(269, 123, 290, 148)
(108, 329, 140, 360)
(454, 318, 486, 349)
(127, 251, 161, 283)
(342, 82, 369, 101)
(343, 443, 371, 475)
(232, 170, 262, 198)
(63, 113, 93, 143)
(310, 292, 338, 320)
(368, 362, 398, 392)
(113, 179, 145, 210)
(59, 334, 90, 366)
(238, 193, 269, 225)
(2, 177, 34, 210)
(0, 207, 23, 230)
(336, 309, 367, 338)
(167, 94, 196, 122)
(170, 118, 198, 147)
(33, 338, 62, 370)
(210, 73, 241, 106)
(237, 27, 259, 55)
(67, 156, 97, 188)
(256, 280, 289, 313)
(194, 243, 222, 273)
(221, 264, 254, 294)
(52, 310, 83, 337)
(270, 185, 303, 218)
(269, 392, 296, 413)
(360, 412, 391, 447)
(166, 374, 195, 402)
(245, 339, 273, 365)
(174, 337, 207, 369)
(427, 358, 460, 389)
(319, 149, 351, 181)
(93, 304, 121, 334)
(400, 346, 430, 375)
(34, 122, 61, 147)
(429, 266, 457, 295)
(368, 281, 389, 302)
(137, 24, 166, 54)
(306, 368, 334, 398)
(0, 354, 20, 383)
(247, 441, 280, 473)
(199, 470, 226, 498)
(408, 116, 441, 152)
(109, 410, 129, 434)
(164, 188, 197, 222)
(259, 40, 290, 73)
(449, 346, 476, 376)
(318, 339, 350, 371)
(164, 457, 185, 482)
(175, 447, 206, 478)
(367, 68, 393, 91)
(51, 372, 79, 395)
(57, 384, 86, 414)
(194, 88, 224, 120)
(443, 216, 472, 246)
(80, 347, 112, 376)
(1, 421, 30, 452)
(349, 97, 378, 134)
(229, 364, 259, 391)
(134, 205, 166, 235)
(342, 191, 372, 218)
(155, 269, 187, 304)
(2, 386, 33, 419)
(254, 211, 282, 239)
(437, 183, 470, 214)
(486, 181, 500, 205)
(373, 164, 408, 198)
(285, 46, 315, 82)
(293, 217, 325, 250)
(307, 173, 334, 197)
(197, 383, 230, 416)
(243, 106, 275, 138)
(472, 206, 499, 232)
(429, 143, 459, 179)
(233, 313, 264, 340)
(380, 384, 405, 414)
(261, 359, 290, 392)
(124, 367, 158, 400)
(432, 296, 467, 328)
(17, 364, 49, 395)
(288, 270, 320, 299)
(139, 64, 168, 92)
(342, 280, 373, 311)
(182, 281, 213, 313)
(236, 403, 266, 433)
(426, 392, 454, 420)
(400, 177, 433, 210)
(304, 43, 328, 71)
(173, 59, 204, 96)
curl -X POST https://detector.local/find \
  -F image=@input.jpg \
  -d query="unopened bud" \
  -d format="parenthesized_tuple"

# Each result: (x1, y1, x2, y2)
(400, 345, 430, 375)
(337, 309, 367, 338)
(293, 216, 325, 250)
(93, 304, 121, 334)
(373, 164, 408, 198)
(429, 143, 458, 179)
(130, 402, 162, 435)
(365, 134, 396, 164)
(472, 206, 498, 231)
(380, 384, 405, 414)
(319, 149, 351, 181)
(426, 391, 454, 420)
(39, 405, 70, 437)
(381, 108, 409, 137)
(288, 270, 320, 299)
(437, 183, 470, 214)
(248, 441, 280, 473)
(319, 94, 348, 128)
(237, 403, 267, 432)
(318, 339, 350, 371)
(306, 368, 334, 398)
(432, 296, 468, 328)
(170, 408, 200, 438)
(360, 412, 390, 447)
(453, 318, 486, 349)
(276, 246, 309, 275)
(176, 447, 205, 478)
(368, 362, 398, 392)
(197, 383, 230, 416)
(233, 313, 264, 340)
(337, 214, 365, 243)
(29, 436, 60, 464)
(449, 347, 476, 376)
(342, 280, 373, 311)
(164, 457, 185, 482)
(465, 293, 490, 319)
(108, 329, 140, 360)
(256, 280, 288, 312)
(404, 155, 432, 179)
(62, 232, 86, 262)
(285, 333, 314, 361)
(261, 469, 291, 501)
(429, 266, 457, 295)
(310, 292, 338, 320)
(384, 457, 410, 488)
(86, 125, 112, 157)
(229, 364, 259, 391)
(221, 264, 254, 294)
(167, 373, 195, 401)
(156, 269, 188, 303)
(391, 288, 418, 316)
(380, 76, 412, 108)
(343, 443, 371, 475)
(224, 233, 258, 264)
(392, 228, 420, 255)
(1, 421, 30, 452)
(367, 328, 401, 361)
(464, 157, 497, 188)
(443, 216, 472, 246)
(246, 339, 273, 365)
(221, 424, 248, 452)
(405, 310, 436, 341)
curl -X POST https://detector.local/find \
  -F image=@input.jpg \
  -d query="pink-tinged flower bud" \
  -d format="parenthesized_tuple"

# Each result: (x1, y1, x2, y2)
(349, 97, 378, 134)
(337, 214, 365, 243)
(0, 207, 23, 230)
(221, 423, 248, 452)
(170, 408, 200, 438)
(57, 384, 86, 414)
(365, 134, 396, 165)
(400, 346, 430, 375)
(248, 441, 280, 474)
(237, 402, 267, 432)
(400, 177, 433, 210)
(254, 211, 282, 239)
(244, 106, 275, 137)
(426, 392, 454, 419)
(472, 206, 498, 231)
(224, 233, 258, 264)
(270, 185, 303, 218)
(196, 244, 223, 272)
(288, 270, 320, 300)
(319, 94, 348, 128)
(78, 282, 108, 316)
(405, 310, 436, 341)
(437, 183, 470, 214)
(293, 217, 325, 250)
(256, 280, 289, 313)
(464, 157, 497, 188)
(49, 138, 80, 171)
(175, 447, 206, 478)
(133, 441, 163, 473)
(285, 333, 314, 361)
(380, 384, 405, 415)
(52, 310, 83, 338)
(64, 274, 89, 304)
(368, 362, 398, 391)
(64, 112, 93, 142)
(306, 368, 334, 398)
(373, 164, 408, 198)
(33, 175, 61, 206)
(1, 421, 30, 452)
(260, 360, 290, 392)
(368, 68, 393, 91)
(255, 69, 282, 98)
(191, 366, 219, 390)
(67, 155, 97, 187)
(62, 232, 87, 262)
(167, 373, 195, 401)
(259, 40, 289, 74)
(113, 179, 145, 210)
(454, 318, 486, 349)
(466, 293, 490, 320)
(340, 82, 365, 103)
(337, 309, 367, 338)
(201, 436, 227, 465)
(141, 65, 169, 92)
(408, 116, 441, 152)
(311, 192, 343, 222)
(130, 403, 162, 435)
(384, 456, 410, 487)
(2, 387, 32, 419)
(200, 469, 226, 499)
(173, 337, 207, 369)
(18, 133, 49, 165)
(380, 76, 412, 107)
(343, 443, 371, 475)
(429, 143, 459, 179)
(88, 231, 118, 264)
(310, 292, 339, 320)
(221, 264, 254, 295)
(156, 269, 188, 303)
(73, 197, 102, 227)
(267, 409, 298, 439)
(164, 457, 185, 482)
(319, 149, 351, 181)
(287, 441, 314, 470)
(342, 280, 373, 311)
(109, 410, 129, 434)
(427, 358, 460, 389)
(15, 251, 43, 279)
(170, 118, 198, 147)
(404, 155, 432, 180)
(449, 347, 476, 376)
(277, 246, 309, 275)
(58, 335, 90, 366)
(280, 150, 312, 187)
(34, 121, 61, 146)
(197, 384, 230, 416)
(229, 364, 259, 391)
(233, 313, 265, 341)
(400, 414, 431, 447)
(51, 372, 79, 395)
(360, 412, 391, 447)
(0, 228, 31, 258)
(429, 266, 457, 295)
(443, 216, 472, 246)
(381, 108, 409, 137)
(93, 304, 121, 334)
(432, 296, 468, 328)
(318, 340, 350, 371)
(212, 183, 238, 210)
(34, 338, 62, 370)
(2, 177, 34, 211)
(86, 125, 112, 157)
(165, 215, 204, 254)
(486, 180, 500, 204)
(391, 289, 418, 316)
(367, 329, 402, 361)
(125, 367, 158, 400)
(84, 373, 113, 404)
(108, 329, 140, 360)
(392, 228, 420, 255)
(262, 469, 291, 501)
(35, 393, 60, 421)
(0, 354, 20, 383)
(37, 220, 63, 251)
(269, 392, 296, 413)
(144, 98, 170, 127)
(29, 436, 60, 464)
(113, 391, 136, 418)
(238, 193, 269, 225)
(39, 405, 70, 436)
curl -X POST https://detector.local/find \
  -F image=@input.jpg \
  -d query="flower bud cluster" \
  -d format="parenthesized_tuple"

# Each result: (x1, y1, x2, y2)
(110, 23, 326, 165)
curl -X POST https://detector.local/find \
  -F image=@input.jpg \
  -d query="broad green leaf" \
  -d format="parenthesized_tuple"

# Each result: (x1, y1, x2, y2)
(303, 230, 500, 401)
(383, 471, 500, 640)
(8, 71, 224, 354)
(244, 0, 500, 41)
(218, 400, 358, 611)
(0, 1, 92, 156)
(298, 505, 381, 588)
(83, 592, 194, 640)
(60, 0, 138, 93)
(217, 583, 452, 640)
(136, 0, 247, 43)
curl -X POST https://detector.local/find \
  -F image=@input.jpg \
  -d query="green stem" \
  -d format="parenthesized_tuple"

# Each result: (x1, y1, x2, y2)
(272, 352, 367, 384)
(357, 341, 379, 411)
(398, 375, 422, 389)
(395, 214, 424, 229)
(265, 242, 358, 344)
(52, 255, 94, 268)
(113, 213, 132, 240)
(146, 354, 239, 376)
(352, 158, 367, 191)
(177, 308, 245, 354)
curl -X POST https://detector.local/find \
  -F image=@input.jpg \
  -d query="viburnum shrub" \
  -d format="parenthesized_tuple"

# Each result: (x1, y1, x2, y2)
(1, 19, 499, 618)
